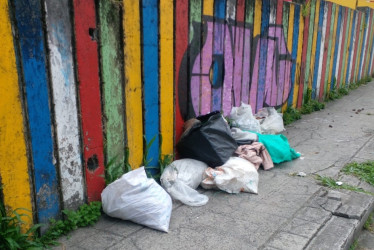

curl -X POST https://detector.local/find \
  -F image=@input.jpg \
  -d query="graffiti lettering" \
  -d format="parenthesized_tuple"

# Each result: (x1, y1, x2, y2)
(178, 16, 292, 119)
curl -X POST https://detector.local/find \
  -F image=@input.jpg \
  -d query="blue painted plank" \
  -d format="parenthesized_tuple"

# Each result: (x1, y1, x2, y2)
(212, 0, 226, 112)
(256, 0, 270, 111)
(288, 4, 300, 106)
(13, 0, 60, 224)
(142, 0, 159, 172)
(330, 5, 342, 88)
(312, 0, 325, 99)
(346, 10, 357, 84)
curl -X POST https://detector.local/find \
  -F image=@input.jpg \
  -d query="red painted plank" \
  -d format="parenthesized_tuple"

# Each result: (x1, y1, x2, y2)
(276, 0, 284, 25)
(297, 5, 310, 108)
(336, 8, 348, 88)
(319, 2, 332, 101)
(73, 0, 105, 201)
(350, 12, 362, 83)
(236, 0, 245, 22)
(175, 0, 189, 145)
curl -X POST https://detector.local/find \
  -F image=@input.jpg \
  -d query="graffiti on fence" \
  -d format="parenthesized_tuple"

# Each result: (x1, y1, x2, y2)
(178, 16, 292, 120)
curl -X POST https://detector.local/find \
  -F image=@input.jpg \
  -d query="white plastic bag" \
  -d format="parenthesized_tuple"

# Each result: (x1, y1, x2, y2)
(201, 157, 259, 194)
(101, 167, 172, 232)
(258, 107, 284, 134)
(229, 102, 262, 133)
(161, 159, 209, 206)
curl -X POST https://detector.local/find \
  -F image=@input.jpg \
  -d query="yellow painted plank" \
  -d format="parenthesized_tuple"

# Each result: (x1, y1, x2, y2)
(308, 0, 321, 90)
(357, 0, 374, 8)
(0, 0, 33, 227)
(327, 4, 340, 90)
(254, 0, 262, 37)
(203, 0, 214, 16)
(282, 4, 295, 112)
(342, 10, 354, 86)
(327, 0, 357, 10)
(123, 0, 143, 169)
(293, 9, 304, 108)
(160, 0, 174, 156)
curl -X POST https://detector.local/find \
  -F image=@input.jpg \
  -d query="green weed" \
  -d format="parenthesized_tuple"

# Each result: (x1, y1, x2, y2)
(349, 239, 358, 250)
(342, 161, 374, 186)
(283, 107, 301, 125)
(364, 213, 374, 232)
(40, 201, 101, 246)
(0, 200, 43, 249)
(315, 175, 373, 195)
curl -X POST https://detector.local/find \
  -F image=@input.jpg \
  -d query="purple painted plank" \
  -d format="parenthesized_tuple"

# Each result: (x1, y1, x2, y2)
(200, 19, 213, 115)
(233, 25, 245, 107)
(241, 28, 251, 104)
(222, 24, 234, 115)
(250, 38, 260, 110)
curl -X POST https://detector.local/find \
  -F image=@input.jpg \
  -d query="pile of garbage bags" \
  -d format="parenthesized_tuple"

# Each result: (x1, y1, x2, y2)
(101, 103, 300, 232)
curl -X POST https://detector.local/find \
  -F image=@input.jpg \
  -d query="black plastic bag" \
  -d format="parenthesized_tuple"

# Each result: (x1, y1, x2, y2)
(177, 111, 238, 167)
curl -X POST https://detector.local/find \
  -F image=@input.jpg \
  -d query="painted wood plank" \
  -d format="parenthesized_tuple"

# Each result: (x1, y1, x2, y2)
(324, 3, 337, 95)
(358, 8, 370, 79)
(364, 9, 374, 77)
(298, 0, 312, 107)
(350, 12, 362, 83)
(47, 0, 86, 207)
(212, 0, 226, 112)
(345, 11, 357, 85)
(264, 0, 276, 107)
(279, 1, 289, 110)
(337, 8, 350, 87)
(142, 0, 159, 170)
(233, 0, 245, 107)
(270, 0, 283, 107)
(302, 0, 317, 102)
(330, 5, 343, 88)
(200, 1, 214, 115)
(222, 0, 235, 115)
(318, 2, 332, 101)
(308, 0, 321, 98)
(13, 0, 60, 224)
(160, 0, 174, 156)
(0, 0, 33, 227)
(189, 0, 202, 116)
(241, 0, 255, 104)
(293, 5, 304, 108)
(250, 0, 262, 110)
(287, 5, 300, 107)
(123, 0, 143, 167)
(365, 10, 374, 76)
(311, 0, 326, 99)
(353, 13, 364, 82)
(326, 0, 357, 10)
(256, 0, 270, 112)
(98, 0, 126, 167)
(73, 0, 105, 202)
(175, 0, 188, 143)
(361, 8, 372, 78)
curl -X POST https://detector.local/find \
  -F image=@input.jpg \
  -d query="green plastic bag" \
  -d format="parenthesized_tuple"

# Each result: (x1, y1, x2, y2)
(255, 133, 300, 164)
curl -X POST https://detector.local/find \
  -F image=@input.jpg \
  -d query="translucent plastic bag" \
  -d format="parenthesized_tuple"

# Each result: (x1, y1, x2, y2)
(257, 107, 285, 134)
(201, 157, 259, 194)
(101, 167, 172, 232)
(229, 102, 262, 133)
(161, 159, 209, 206)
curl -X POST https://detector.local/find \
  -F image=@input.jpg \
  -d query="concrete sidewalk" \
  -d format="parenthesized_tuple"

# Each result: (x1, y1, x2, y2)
(55, 82, 374, 250)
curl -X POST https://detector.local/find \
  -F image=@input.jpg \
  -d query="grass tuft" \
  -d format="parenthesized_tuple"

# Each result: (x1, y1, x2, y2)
(315, 175, 374, 195)
(342, 161, 374, 186)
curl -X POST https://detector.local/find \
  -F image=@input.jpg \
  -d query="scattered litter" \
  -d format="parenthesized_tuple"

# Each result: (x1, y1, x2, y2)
(201, 157, 259, 194)
(336, 181, 343, 186)
(297, 172, 307, 177)
(300, 157, 305, 160)
(177, 111, 238, 167)
(329, 125, 333, 128)
(229, 102, 262, 133)
(101, 167, 172, 232)
(161, 159, 209, 206)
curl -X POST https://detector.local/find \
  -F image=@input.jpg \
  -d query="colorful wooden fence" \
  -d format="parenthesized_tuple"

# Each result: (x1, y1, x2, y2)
(1, 0, 374, 227)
